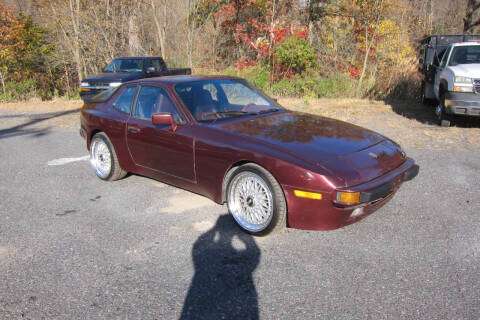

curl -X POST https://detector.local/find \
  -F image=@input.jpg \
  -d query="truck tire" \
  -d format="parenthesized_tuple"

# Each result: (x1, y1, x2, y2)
(436, 92, 452, 127)
(420, 82, 434, 105)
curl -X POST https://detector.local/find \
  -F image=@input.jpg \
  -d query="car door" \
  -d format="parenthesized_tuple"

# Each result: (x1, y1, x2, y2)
(126, 85, 195, 181)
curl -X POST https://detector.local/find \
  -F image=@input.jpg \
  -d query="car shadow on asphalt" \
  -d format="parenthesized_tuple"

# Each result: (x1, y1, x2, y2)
(0, 108, 80, 139)
(180, 215, 260, 320)
(387, 99, 480, 128)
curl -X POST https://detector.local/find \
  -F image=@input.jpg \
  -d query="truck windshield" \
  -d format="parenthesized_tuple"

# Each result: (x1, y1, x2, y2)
(103, 59, 144, 73)
(449, 46, 480, 66)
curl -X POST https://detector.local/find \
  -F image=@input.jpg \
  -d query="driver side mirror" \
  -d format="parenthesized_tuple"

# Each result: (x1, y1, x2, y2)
(146, 66, 156, 74)
(152, 113, 177, 132)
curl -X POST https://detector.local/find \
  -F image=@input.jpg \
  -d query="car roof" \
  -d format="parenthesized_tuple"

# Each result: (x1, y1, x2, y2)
(129, 75, 244, 85)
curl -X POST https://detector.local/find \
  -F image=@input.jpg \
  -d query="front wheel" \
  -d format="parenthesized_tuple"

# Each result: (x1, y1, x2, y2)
(226, 164, 286, 236)
(436, 93, 453, 127)
(90, 132, 127, 181)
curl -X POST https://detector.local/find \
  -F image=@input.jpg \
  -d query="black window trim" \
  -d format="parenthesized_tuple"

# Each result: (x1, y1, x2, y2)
(132, 84, 185, 124)
(112, 85, 138, 115)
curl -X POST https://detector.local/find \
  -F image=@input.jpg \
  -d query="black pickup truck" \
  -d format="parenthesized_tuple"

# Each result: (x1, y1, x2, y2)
(80, 56, 191, 100)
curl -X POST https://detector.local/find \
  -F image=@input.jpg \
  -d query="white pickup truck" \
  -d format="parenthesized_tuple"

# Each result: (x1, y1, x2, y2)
(419, 35, 480, 126)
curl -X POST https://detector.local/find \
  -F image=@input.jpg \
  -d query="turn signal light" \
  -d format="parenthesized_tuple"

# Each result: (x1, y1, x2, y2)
(453, 85, 473, 93)
(337, 191, 360, 204)
(294, 190, 323, 200)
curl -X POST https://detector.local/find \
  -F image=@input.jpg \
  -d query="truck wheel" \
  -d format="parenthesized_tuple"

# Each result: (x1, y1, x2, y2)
(420, 82, 432, 105)
(436, 93, 452, 127)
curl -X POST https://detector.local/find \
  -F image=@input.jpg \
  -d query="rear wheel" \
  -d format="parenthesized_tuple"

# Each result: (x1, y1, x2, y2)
(420, 82, 433, 105)
(226, 164, 286, 236)
(90, 132, 127, 181)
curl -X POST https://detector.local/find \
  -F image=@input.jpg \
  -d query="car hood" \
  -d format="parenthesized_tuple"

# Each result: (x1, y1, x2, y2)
(217, 111, 405, 186)
(449, 64, 480, 78)
(82, 72, 142, 83)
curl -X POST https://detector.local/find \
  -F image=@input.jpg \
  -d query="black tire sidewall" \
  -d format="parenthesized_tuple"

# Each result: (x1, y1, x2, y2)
(91, 133, 114, 180)
(438, 92, 452, 126)
(226, 165, 284, 236)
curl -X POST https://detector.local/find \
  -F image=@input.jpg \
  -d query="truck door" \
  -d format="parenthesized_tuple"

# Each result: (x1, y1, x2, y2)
(434, 46, 452, 99)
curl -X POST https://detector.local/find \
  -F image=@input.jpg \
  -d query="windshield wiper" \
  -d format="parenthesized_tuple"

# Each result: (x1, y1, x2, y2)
(257, 108, 280, 114)
(202, 110, 251, 123)
(217, 110, 250, 115)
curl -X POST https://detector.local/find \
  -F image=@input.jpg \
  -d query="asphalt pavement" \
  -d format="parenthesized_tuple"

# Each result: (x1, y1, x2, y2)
(0, 114, 479, 319)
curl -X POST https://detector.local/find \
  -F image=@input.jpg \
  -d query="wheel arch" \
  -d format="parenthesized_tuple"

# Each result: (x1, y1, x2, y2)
(439, 79, 449, 94)
(221, 160, 254, 203)
(87, 129, 103, 150)
(220, 160, 285, 204)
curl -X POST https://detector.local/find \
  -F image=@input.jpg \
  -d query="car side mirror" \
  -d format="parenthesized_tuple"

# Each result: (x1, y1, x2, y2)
(146, 66, 156, 74)
(152, 113, 177, 132)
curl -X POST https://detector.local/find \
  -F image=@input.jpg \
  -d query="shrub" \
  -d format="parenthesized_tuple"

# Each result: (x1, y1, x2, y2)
(219, 65, 270, 91)
(271, 78, 297, 96)
(0, 80, 38, 102)
(275, 36, 317, 75)
(270, 73, 356, 98)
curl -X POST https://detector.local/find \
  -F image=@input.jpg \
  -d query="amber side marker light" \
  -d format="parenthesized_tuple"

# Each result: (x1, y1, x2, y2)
(294, 190, 323, 200)
(337, 191, 360, 204)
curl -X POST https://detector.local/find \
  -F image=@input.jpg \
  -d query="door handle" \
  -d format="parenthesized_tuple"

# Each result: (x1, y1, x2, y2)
(127, 126, 140, 133)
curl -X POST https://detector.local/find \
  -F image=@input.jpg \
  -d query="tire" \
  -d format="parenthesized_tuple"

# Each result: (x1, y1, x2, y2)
(436, 92, 452, 127)
(226, 163, 286, 236)
(89, 132, 127, 181)
(420, 82, 431, 105)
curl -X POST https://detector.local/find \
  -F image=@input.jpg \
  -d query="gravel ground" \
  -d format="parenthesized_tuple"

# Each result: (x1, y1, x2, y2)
(0, 100, 479, 319)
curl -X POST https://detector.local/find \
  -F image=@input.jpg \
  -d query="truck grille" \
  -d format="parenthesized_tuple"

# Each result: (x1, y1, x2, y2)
(90, 82, 110, 88)
(474, 79, 480, 94)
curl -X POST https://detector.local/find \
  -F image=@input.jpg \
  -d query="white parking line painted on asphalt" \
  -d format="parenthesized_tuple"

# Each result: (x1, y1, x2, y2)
(47, 155, 90, 166)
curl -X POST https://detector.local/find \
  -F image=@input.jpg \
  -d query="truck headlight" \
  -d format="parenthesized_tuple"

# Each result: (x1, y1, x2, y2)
(454, 76, 472, 84)
(109, 82, 122, 87)
(453, 76, 474, 93)
(80, 82, 89, 87)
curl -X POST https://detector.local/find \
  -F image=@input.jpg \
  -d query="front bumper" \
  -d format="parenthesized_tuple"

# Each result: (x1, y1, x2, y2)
(284, 158, 419, 231)
(444, 92, 480, 116)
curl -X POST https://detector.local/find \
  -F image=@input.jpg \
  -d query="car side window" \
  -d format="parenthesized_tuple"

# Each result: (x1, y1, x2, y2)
(134, 86, 184, 123)
(113, 86, 136, 114)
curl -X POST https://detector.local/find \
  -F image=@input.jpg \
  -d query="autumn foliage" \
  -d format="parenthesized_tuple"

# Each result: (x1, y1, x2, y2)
(0, 0, 472, 100)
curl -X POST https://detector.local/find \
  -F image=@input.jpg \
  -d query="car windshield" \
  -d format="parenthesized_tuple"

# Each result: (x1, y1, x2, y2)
(174, 79, 281, 121)
(448, 45, 480, 66)
(103, 58, 144, 73)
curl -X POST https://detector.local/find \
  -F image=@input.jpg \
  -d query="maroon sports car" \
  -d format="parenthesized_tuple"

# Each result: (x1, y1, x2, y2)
(80, 75, 419, 235)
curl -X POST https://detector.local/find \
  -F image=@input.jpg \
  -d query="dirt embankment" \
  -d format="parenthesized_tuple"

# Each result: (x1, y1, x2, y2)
(1, 98, 479, 151)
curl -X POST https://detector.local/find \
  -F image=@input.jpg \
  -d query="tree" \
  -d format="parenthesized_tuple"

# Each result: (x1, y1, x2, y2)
(0, 3, 50, 93)
(353, 0, 386, 96)
(464, 0, 480, 33)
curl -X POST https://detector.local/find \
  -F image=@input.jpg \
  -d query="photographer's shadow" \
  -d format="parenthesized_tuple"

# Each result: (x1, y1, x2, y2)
(180, 215, 260, 320)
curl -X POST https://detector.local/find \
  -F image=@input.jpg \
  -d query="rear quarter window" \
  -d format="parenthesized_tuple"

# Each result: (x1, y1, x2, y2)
(113, 86, 136, 114)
